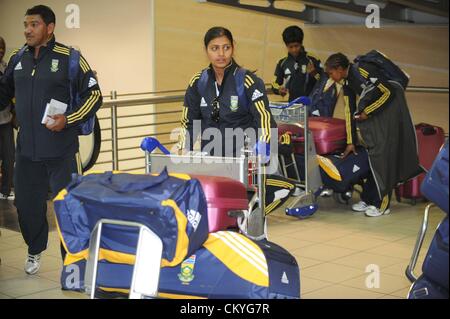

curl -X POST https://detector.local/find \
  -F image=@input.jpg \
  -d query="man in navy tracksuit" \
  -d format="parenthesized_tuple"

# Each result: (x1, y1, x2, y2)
(0, 5, 102, 274)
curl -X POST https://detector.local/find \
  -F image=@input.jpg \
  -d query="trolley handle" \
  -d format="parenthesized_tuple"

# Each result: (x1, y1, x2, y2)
(405, 203, 434, 283)
(141, 137, 170, 155)
(270, 96, 311, 110)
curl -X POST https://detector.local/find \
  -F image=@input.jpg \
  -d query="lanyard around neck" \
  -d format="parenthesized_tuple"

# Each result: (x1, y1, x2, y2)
(214, 81, 220, 97)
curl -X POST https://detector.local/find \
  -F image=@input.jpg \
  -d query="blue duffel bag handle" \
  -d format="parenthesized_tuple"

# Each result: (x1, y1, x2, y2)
(96, 170, 170, 193)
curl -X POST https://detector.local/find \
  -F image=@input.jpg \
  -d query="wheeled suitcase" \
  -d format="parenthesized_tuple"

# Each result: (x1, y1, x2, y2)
(61, 231, 301, 299)
(278, 117, 347, 155)
(395, 123, 445, 204)
(192, 175, 248, 232)
(192, 174, 295, 231)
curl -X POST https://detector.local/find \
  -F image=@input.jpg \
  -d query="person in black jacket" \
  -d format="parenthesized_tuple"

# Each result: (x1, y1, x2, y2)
(0, 5, 102, 274)
(178, 27, 295, 218)
(272, 26, 322, 103)
(325, 53, 420, 218)
(179, 26, 276, 158)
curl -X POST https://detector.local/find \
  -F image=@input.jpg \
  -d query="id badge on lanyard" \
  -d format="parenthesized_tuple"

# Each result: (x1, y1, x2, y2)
(215, 81, 220, 106)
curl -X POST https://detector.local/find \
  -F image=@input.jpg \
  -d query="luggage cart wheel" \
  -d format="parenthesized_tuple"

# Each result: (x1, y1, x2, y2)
(333, 192, 352, 205)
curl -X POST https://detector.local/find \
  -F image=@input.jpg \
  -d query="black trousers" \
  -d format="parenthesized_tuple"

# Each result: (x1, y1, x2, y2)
(0, 122, 15, 195)
(361, 171, 392, 211)
(14, 154, 79, 255)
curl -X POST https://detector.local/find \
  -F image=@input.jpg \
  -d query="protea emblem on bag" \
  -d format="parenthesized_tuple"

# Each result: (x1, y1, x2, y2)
(178, 255, 197, 284)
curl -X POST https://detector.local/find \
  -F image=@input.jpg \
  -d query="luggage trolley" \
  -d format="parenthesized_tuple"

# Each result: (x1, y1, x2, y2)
(84, 129, 316, 300)
(143, 134, 319, 230)
(142, 138, 269, 240)
(269, 99, 323, 217)
(406, 141, 449, 299)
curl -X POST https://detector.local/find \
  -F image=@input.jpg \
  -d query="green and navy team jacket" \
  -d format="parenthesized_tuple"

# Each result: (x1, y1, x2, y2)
(179, 61, 276, 157)
(0, 36, 102, 160)
(272, 49, 323, 102)
(343, 62, 396, 146)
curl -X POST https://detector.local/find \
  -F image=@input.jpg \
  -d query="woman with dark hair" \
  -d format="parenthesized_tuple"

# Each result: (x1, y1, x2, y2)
(179, 26, 276, 158)
(324, 52, 421, 217)
(178, 27, 296, 218)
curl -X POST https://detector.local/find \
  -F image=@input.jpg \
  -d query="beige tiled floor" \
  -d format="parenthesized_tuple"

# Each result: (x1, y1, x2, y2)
(267, 196, 444, 299)
(0, 196, 445, 299)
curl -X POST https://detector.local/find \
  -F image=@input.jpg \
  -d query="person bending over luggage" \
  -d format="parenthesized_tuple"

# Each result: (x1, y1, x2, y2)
(178, 26, 295, 216)
(272, 26, 323, 103)
(324, 53, 421, 218)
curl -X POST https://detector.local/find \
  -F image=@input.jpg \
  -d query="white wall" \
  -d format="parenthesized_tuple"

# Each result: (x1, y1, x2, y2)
(0, 0, 156, 172)
(0, 0, 155, 94)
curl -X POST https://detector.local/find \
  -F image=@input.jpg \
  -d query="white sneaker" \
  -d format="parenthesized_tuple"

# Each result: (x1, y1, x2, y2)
(320, 188, 334, 197)
(0, 192, 14, 200)
(24, 253, 41, 275)
(352, 201, 369, 212)
(365, 206, 391, 217)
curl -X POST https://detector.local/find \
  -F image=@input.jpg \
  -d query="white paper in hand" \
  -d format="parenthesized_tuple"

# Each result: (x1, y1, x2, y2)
(283, 75, 291, 89)
(42, 99, 68, 125)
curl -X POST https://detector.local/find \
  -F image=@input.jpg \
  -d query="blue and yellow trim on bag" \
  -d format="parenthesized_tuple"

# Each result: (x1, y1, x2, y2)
(54, 171, 195, 268)
(78, 232, 271, 299)
(204, 231, 269, 287)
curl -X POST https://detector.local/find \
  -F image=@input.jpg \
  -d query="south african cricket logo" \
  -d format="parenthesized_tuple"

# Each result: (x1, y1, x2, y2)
(51, 59, 59, 72)
(230, 96, 239, 112)
(178, 255, 196, 284)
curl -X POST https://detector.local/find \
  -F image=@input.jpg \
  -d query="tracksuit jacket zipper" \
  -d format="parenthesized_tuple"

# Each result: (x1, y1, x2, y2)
(30, 59, 37, 160)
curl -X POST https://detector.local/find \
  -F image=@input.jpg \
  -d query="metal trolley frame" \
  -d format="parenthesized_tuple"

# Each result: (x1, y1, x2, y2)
(146, 102, 321, 219)
(405, 204, 447, 298)
(269, 102, 323, 213)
